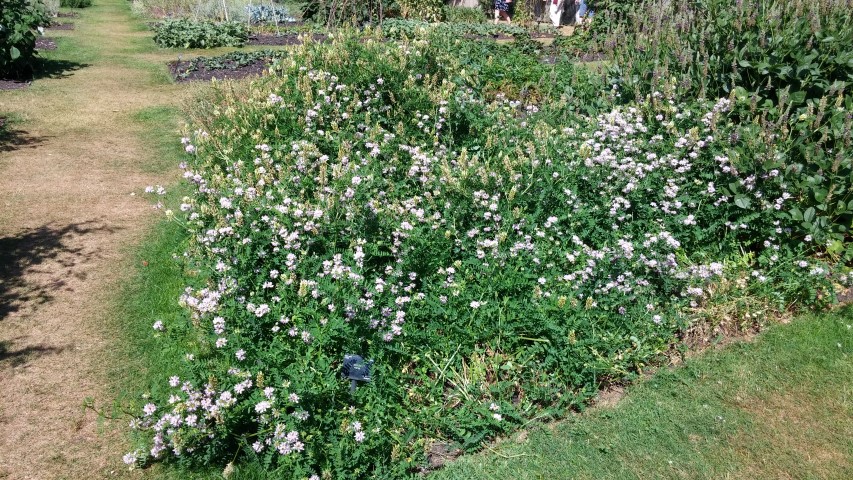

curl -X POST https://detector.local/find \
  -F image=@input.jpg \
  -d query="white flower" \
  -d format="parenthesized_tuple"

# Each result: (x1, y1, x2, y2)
(255, 401, 272, 413)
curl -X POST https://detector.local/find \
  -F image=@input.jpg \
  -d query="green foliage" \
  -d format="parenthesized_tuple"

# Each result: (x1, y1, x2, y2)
(601, 0, 853, 259)
(0, 0, 49, 79)
(246, 4, 296, 24)
(443, 6, 486, 24)
(60, 0, 93, 8)
(380, 18, 534, 39)
(152, 18, 248, 48)
(299, 0, 386, 27)
(397, 0, 444, 21)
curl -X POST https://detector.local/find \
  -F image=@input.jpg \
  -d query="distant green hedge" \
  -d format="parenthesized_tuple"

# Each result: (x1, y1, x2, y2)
(60, 0, 93, 8)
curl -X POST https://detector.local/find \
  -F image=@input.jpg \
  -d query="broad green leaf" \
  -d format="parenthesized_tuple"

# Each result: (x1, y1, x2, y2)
(789, 206, 803, 221)
(789, 90, 806, 104)
(734, 195, 751, 209)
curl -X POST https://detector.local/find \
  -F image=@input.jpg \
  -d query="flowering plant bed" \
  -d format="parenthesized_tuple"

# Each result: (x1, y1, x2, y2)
(130, 24, 852, 479)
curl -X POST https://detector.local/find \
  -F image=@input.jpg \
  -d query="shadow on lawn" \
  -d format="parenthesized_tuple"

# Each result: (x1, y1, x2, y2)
(0, 125, 50, 152)
(32, 57, 89, 80)
(0, 58, 89, 89)
(0, 221, 120, 323)
(0, 338, 68, 369)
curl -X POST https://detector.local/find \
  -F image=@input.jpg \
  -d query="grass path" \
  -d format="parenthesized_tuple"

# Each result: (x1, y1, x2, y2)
(434, 310, 853, 479)
(0, 2, 199, 477)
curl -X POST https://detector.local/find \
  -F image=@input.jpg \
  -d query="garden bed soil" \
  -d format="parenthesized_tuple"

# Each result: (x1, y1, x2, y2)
(169, 59, 271, 82)
(36, 37, 58, 51)
(47, 22, 75, 31)
(56, 12, 80, 18)
(0, 79, 31, 91)
(247, 33, 329, 46)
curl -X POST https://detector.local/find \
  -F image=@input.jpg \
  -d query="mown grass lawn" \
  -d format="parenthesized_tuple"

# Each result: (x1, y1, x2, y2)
(434, 309, 853, 479)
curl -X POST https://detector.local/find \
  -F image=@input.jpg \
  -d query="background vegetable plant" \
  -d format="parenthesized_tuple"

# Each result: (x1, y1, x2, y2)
(153, 18, 248, 48)
(0, 0, 49, 79)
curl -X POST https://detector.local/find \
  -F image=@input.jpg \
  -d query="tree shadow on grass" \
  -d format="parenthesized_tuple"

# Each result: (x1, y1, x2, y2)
(0, 125, 50, 152)
(32, 57, 89, 81)
(0, 57, 89, 85)
(0, 221, 121, 322)
(0, 338, 68, 369)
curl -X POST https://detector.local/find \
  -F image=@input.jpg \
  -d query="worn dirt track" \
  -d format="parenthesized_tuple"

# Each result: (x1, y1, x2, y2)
(0, 2, 188, 478)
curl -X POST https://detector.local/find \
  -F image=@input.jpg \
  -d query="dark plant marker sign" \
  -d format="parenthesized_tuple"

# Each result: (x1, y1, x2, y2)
(342, 354, 373, 393)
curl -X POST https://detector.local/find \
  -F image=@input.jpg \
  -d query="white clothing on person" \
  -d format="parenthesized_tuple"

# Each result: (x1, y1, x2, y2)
(549, 0, 564, 27)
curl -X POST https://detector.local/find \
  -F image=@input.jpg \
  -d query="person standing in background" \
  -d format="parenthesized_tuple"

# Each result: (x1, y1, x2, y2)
(549, 0, 565, 26)
(495, 0, 513, 22)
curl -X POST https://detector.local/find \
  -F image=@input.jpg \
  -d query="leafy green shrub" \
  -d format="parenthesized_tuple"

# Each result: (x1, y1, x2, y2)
(397, 0, 444, 21)
(153, 18, 248, 48)
(246, 4, 296, 24)
(443, 6, 486, 24)
(300, 0, 386, 27)
(39, 0, 60, 17)
(602, 0, 853, 258)
(380, 18, 533, 39)
(0, 0, 49, 79)
(60, 0, 92, 7)
(127, 31, 851, 477)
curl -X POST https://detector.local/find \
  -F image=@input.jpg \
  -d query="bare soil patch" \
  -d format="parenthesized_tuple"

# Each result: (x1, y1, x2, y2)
(170, 58, 270, 82)
(36, 37, 57, 51)
(0, 79, 30, 91)
(46, 22, 75, 31)
(247, 32, 328, 46)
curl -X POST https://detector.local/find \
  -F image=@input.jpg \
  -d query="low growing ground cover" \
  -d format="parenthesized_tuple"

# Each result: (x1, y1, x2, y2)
(125, 14, 853, 475)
